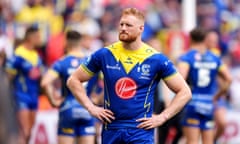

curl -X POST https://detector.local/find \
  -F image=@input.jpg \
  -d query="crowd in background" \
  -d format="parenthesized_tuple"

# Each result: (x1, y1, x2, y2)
(0, 0, 239, 65)
(0, 0, 240, 143)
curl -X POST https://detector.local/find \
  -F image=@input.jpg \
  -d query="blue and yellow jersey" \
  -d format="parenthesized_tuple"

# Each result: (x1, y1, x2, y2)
(178, 49, 223, 95)
(86, 72, 104, 96)
(49, 55, 91, 113)
(81, 41, 177, 128)
(178, 49, 224, 116)
(7, 45, 43, 96)
(50, 55, 86, 99)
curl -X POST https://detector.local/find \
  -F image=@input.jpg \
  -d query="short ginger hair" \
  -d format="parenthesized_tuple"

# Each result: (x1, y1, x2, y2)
(121, 8, 145, 22)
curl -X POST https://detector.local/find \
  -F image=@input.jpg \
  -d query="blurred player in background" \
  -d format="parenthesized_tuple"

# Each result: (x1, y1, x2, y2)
(67, 8, 191, 144)
(178, 28, 232, 144)
(86, 72, 104, 144)
(205, 30, 229, 142)
(6, 26, 43, 144)
(41, 30, 95, 144)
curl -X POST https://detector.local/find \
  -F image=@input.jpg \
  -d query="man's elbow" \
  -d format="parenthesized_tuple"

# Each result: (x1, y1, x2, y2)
(227, 76, 232, 86)
(40, 79, 47, 89)
(224, 76, 232, 92)
(66, 76, 74, 89)
(184, 85, 192, 102)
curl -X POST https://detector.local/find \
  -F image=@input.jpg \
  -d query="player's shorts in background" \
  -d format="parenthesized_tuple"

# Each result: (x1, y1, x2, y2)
(15, 92, 38, 110)
(58, 107, 96, 137)
(102, 127, 154, 144)
(181, 108, 215, 130)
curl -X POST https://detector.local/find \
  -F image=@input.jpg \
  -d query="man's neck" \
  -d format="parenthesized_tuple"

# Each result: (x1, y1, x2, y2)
(122, 38, 143, 51)
(192, 43, 207, 54)
(23, 42, 34, 50)
(67, 48, 84, 58)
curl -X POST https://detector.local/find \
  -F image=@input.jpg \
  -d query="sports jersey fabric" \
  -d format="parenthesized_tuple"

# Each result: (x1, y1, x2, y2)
(81, 41, 177, 129)
(50, 55, 95, 136)
(7, 45, 43, 110)
(179, 49, 224, 129)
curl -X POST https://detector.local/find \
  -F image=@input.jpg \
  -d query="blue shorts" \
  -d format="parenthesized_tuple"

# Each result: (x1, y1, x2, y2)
(58, 108, 95, 137)
(15, 92, 38, 111)
(102, 128, 154, 144)
(181, 108, 215, 130)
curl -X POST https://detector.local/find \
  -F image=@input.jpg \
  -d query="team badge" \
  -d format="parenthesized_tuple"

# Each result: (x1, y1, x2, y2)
(195, 53, 202, 61)
(115, 77, 137, 99)
(71, 59, 79, 67)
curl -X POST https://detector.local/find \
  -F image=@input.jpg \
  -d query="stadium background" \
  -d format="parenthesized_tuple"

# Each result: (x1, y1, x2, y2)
(0, 0, 240, 143)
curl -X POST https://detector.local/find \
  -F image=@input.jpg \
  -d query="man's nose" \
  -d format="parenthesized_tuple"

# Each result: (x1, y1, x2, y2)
(121, 25, 127, 30)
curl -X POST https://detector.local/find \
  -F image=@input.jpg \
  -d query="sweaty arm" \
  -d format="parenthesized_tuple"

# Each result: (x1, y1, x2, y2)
(177, 62, 190, 79)
(41, 70, 62, 107)
(213, 65, 232, 101)
(161, 73, 192, 120)
(137, 54, 191, 130)
(137, 73, 191, 130)
(67, 66, 115, 123)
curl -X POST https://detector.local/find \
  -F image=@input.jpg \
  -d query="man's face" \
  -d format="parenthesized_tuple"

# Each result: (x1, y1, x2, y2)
(118, 15, 144, 43)
(81, 35, 94, 50)
(205, 32, 218, 48)
(29, 31, 42, 48)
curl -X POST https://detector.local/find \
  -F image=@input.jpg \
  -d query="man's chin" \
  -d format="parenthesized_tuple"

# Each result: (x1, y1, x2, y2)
(119, 37, 135, 43)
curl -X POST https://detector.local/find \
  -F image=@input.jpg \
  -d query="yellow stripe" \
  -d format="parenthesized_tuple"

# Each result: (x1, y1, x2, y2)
(218, 64, 226, 71)
(48, 69, 59, 77)
(80, 65, 94, 76)
(163, 72, 178, 81)
(5, 68, 17, 75)
(178, 62, 189, 67)
(144, 74, 158, 117)
(107, 41, 158, 74)
(15, 45, 39, 66)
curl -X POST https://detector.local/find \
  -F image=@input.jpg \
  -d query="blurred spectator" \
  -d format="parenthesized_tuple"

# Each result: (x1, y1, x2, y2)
(228, 29, 240, 66)
(45, 30, 65, 66)
(15, 0, 64, 44)
(160, 0, 181, 29)
(0, 30, 13, 59)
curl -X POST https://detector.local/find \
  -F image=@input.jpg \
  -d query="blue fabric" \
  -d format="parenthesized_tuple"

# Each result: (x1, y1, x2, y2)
(102, 128, 154, 144)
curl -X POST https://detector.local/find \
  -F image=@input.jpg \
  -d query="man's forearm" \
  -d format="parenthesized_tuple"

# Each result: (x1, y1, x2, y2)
(67, 76, 95, 110)
(160, 87, 191, 121)
(44, 85, 56, 106)
(214, 81, 231, 101)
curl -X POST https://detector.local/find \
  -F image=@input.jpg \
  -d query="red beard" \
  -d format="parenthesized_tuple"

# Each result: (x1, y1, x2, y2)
(119, 32, 137, 43)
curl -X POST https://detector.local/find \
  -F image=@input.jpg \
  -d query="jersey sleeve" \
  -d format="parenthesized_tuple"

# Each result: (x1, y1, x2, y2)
(50, 60, 62, 77)
(158, 54, 177, 80)
(5, 56, 22, 75)
(178, 53, 190, 65)
(81, 49, 103, 76)
(217, 57, 225, 71)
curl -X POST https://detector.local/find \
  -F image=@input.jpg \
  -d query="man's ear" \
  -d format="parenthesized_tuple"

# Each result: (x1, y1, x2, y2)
(140, 25, 144, 32)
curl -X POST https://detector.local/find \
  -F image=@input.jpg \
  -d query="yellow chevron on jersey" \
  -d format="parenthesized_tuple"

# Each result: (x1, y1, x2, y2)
(107, 41, 158, 74)
(15, 45, 39, 66)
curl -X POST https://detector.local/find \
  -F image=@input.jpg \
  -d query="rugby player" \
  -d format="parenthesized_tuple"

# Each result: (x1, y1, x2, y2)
(67, 8, 191, 144)
(41, 31, 95, 144)
(6, 26, 43, 144)
(178, 28, 232, 144)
